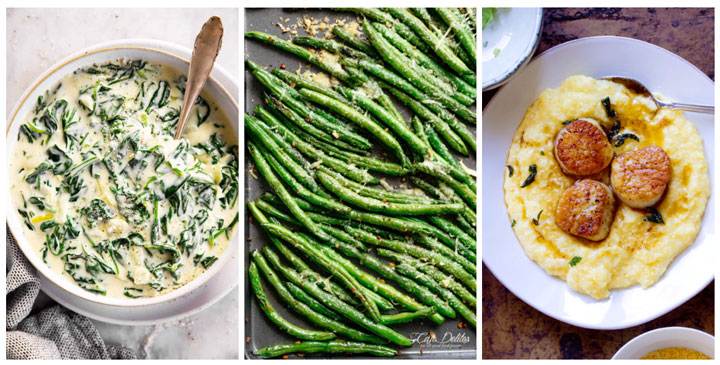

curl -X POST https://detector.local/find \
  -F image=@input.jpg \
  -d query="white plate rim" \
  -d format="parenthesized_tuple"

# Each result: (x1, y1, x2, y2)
(481, 7, 544, 91)
(482, 35, 715, 330)
(6, 39, 239, 308)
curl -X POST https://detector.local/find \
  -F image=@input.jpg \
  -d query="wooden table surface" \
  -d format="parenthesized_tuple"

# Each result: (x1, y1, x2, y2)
(481, 8, 714, 359)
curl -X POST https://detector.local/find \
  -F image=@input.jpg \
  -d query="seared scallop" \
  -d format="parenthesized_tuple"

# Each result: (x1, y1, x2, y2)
(611, 145, 671, 208)
(555, 179, 616, 241)
(554, 118, 614, 176)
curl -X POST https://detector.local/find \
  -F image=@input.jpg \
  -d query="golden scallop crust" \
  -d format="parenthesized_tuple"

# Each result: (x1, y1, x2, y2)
(554, 118, 614, 176)
(555, 179, 616, 241)
(611, 145, 671, 208)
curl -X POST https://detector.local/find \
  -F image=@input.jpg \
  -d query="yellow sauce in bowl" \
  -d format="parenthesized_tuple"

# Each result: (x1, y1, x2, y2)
(641, 347, 710, 360)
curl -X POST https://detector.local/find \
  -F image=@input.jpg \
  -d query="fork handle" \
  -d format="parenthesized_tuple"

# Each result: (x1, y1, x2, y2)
(663, 102, 714, 114)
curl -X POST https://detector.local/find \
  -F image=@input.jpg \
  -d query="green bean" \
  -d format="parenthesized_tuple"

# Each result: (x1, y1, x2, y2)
(381, 83, 467, 155)
(247, 115, 319, 192)
(255, 106, 378, 185)
(261, 246, 412, 346)
(377, 248, 476, 308)
(394, 259, 476, 327)
(419, 221, 477, 262)
(249, 60, 363, 139)
(304, 235, 451, 323)
(415, 160, 476, 209)
(258, 206, 392, 312)
(410, 176, 445, 200)
(364, 21, 476, 123)
(284, 281, 340, 320)
(272, 68, 344, 100)
(345, 226, 476, 291)
(251, 112, 311, 169)
(247, 60, 370, 149)
(337, 8, 430, 52)
(426, 123, 460, 168)
(245, 31, 351, 82)
(319, 166, 431, 204)
(262, 189, 465, 254)
(373, 21, 476, 99)
(248, 201, 361, 307)
(254, 341, 397, 358)
(248, 142, 332, 242)
(415, 232, 476, 275)
(380, 307, 436, 325)
(293, 35, 370, 60)
(344, 65, 407, 123)
(436, 180, 477, 224)
(331, 25, 379, 58)
(436, 8, 477, 65)
(428, 216, 476, 251)
(252, 250, 384, 344)
(424, 10, 474, 68)
(264, 98, 370, 155)
(299, 88, 410, 167)
(364, 20, 461, 102)
(250, 262, 337, 340)
(260, 145, 352, 214)
(411, 7, 439, 28)
(384, 8, 475, 82)
(463, 8, 477, 33)
(302, 137, 409, 176)
(263, 223, 381, 322)
(336, 85, 428, 157)
(412, 116, 432, 150)
(318, 171, 463, 216)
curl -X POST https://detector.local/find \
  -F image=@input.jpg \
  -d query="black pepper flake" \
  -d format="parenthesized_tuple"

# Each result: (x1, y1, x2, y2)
(506, 165, 514, 177)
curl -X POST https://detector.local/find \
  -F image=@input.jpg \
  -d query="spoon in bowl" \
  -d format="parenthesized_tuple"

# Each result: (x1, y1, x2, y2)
(602, 76, 714, 114)
(174, 16, 224, 139)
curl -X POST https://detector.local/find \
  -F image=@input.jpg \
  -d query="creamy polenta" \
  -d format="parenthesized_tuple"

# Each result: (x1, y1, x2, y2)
(504, 75, 709, 299)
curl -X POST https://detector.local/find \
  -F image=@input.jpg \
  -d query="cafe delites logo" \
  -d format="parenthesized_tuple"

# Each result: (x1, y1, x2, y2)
(411, 330, 472, 349)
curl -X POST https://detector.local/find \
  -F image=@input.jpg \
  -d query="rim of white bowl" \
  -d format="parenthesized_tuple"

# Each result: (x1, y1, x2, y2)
(7, 38, 239, 307)
(482, 8, 544, 91)
(612, 327, 714, 359)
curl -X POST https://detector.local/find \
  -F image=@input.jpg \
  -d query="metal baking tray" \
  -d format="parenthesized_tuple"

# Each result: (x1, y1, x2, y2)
(244, 8, 477, 359)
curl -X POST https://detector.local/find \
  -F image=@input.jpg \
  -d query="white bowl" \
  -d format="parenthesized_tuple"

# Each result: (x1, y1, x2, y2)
(481, 7, 543, 91)
(6, 39, 239, 314)
(613, 327, 714, 359)
(483, 36, 714, 329)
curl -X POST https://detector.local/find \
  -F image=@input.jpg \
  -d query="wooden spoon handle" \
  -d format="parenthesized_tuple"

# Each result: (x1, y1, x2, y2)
(175, 16, 224, 139)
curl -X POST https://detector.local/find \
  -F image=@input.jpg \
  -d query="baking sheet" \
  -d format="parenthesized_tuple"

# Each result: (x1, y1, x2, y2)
(244, 8, 477, 359)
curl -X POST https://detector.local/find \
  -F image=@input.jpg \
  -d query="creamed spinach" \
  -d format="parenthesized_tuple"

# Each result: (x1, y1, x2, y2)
(11, 59, 238, 298)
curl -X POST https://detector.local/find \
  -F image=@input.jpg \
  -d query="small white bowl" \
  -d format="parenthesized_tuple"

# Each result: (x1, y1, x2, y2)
(612, 327, 714, 359)
(6, 39, 239, 313)
(481, 7, 543, 91)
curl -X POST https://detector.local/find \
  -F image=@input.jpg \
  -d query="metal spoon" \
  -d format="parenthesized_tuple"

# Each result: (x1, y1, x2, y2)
(603, 76, 714, 114)
(174, 16, 224, 139)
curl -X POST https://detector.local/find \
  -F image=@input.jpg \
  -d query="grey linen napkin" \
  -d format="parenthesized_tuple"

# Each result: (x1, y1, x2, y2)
(6, 234, 138, 359)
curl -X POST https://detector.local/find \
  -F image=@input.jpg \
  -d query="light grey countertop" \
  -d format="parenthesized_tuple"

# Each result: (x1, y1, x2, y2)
(6, 8, 239, 359)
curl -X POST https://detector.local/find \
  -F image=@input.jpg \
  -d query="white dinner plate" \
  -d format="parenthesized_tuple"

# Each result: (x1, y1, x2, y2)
(482, 36, 715, 330)
(481, 7, 543, 91)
